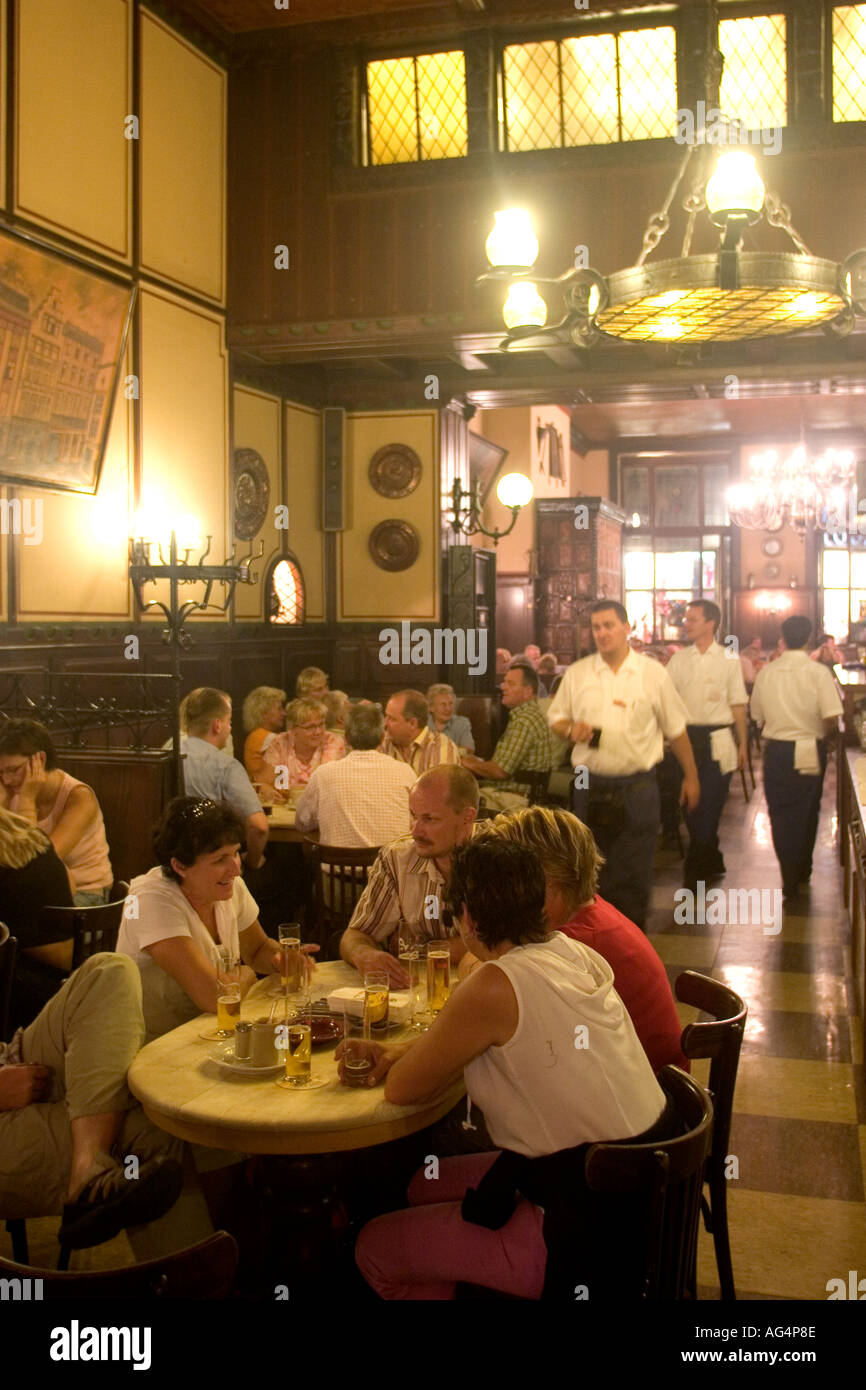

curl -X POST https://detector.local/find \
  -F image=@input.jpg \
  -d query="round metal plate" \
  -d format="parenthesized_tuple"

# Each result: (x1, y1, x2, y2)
(368, 443, 422, 498)
(233, 448, 270, 540)
(368, 519, 420, 571)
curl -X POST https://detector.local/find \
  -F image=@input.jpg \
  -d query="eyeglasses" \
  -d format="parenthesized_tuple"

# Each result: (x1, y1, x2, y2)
(0, 761, 29, 781)
(297, 722, 325, 732)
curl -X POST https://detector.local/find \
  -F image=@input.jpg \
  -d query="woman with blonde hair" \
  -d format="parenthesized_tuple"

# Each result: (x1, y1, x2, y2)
(296, 667, 329, 699)
(259, 697, 345, 798)
(471, 805, 687, 1073)
(241, 686, 287, 782)
(0, 804, 74, 1028)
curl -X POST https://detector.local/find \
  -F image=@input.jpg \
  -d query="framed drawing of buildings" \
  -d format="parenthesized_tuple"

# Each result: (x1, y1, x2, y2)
(0, 227, 135, 494)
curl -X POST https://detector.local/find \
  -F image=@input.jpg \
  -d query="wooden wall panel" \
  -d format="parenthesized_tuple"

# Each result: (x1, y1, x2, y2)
(140, 8, 226, 304)
(138, 289, 229, 621)
(338, 410, 438, 623)
(284, 401, 325, 621)
(16, 345, 134, 620)
(16, 0, 132, 261)
(232, 385, 281, 621)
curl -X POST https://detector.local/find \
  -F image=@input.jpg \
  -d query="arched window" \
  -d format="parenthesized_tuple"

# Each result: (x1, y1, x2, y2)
(267, 555, 305, 625)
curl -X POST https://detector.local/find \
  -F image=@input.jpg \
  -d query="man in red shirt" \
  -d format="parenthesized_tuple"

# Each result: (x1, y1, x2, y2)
(468, 805, 687, 1073)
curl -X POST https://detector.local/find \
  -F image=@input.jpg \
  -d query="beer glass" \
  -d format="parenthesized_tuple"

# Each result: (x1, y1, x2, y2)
(363, 971, 390, 1039)
(215, 983, 241, 1039)
(399, 948, 430, 1032)
(272, 922, 302, 995)
(427, 947, 451, 1014)
(275, 993, 327, 1089)
(341, 1009, 373, 1088)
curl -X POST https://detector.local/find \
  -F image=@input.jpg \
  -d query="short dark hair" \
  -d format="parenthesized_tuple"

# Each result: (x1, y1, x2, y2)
(447, 839, 547, 948)
(345, 700, 384, 750)
(782, 615, 812, 650)
(590, 600, 629, 625)
(688, 599, 722, 632)
(184, 688, 231, 737)
(506, 661, 539, 694)
(152, 797, 246, 882)
(0, 718, 58, 770)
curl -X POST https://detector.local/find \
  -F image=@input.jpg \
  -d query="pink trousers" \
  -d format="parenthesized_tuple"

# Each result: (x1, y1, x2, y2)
(355, 1153, 547, 1300)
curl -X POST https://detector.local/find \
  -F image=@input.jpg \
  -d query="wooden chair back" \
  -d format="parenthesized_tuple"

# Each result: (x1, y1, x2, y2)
(304, 840, 380, 957)
(0, 1232, 238, 1300)
(37, 881, 130, 972)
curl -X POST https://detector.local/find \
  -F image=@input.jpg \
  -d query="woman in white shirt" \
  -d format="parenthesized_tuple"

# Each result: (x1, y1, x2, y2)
(118, 798, 314, 1041)
(339, 838, 671, 1300)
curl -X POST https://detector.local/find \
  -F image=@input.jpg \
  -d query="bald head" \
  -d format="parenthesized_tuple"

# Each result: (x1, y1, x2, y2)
(415, 763, 480, 813)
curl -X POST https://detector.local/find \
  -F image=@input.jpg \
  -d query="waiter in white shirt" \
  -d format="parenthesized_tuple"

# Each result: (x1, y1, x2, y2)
(666, 600, 748, 891)
(548, 600, 700, 930)
(750, 614, 842, 901)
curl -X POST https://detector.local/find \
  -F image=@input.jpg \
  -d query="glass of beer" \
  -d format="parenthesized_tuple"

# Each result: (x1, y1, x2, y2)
(215, 983, 241, 1039)
(427, 947, 451, 1014)
(275, 994, 327, 1089)
(363, 971, 390, 1039)
(341, 1009, 373, 1088)
(272, 922, 302, 995)
(400, 948, 431, 1032)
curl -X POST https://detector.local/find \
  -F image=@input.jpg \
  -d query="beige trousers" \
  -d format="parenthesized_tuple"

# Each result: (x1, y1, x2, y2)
(0, 953, 182, 1220)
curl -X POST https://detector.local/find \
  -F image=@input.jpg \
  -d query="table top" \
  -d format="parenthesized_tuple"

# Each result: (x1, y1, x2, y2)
(127, 960, 464, 1155)
(265, 803, 305, 843)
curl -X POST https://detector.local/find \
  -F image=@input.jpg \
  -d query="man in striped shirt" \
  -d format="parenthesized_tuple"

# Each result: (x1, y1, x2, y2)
(339, 764, 479, 986)
(380, 690, 462, 774)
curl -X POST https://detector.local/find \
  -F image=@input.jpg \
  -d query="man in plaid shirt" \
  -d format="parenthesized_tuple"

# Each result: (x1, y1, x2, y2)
(462, 664, 556, 812)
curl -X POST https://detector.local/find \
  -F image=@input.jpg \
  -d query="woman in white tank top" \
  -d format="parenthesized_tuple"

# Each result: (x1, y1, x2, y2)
(341, 839, 669, 1299)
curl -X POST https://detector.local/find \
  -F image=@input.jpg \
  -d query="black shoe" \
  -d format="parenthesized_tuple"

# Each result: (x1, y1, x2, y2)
(59, 1156, 183, 1250)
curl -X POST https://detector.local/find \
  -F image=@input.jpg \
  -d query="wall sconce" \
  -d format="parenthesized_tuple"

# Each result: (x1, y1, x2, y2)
(128, 520, 263, 790)
(449, 472, 534, 546)
(754, 590, 793, 617)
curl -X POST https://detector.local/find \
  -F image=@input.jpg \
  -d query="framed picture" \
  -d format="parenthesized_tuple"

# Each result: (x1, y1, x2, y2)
(0, 226, 135, 494)
(469, 431, 509, 505)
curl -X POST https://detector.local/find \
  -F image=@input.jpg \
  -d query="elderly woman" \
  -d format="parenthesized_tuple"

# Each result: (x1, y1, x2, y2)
(323, 689, 350, 735)
(296, 667, 329, 699)
(241, 685, 287, 783)
(426, 684, 474, 752)
(117, 798, 316, 1042)
(259, 697, 345, 799)
(0, 719, 113, 906)
(341, 839, 670, 1300)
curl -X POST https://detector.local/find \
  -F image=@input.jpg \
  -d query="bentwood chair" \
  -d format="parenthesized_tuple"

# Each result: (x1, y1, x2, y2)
(0, 922, 17, 1042)
(0, 1231, 238, 1299)
(511, 768, 551, 806)
(675, 970, 747, 1301)
(584, 1065, 713, 1301)
(37, 879, 130, 971)
(304, 840, 381, 959)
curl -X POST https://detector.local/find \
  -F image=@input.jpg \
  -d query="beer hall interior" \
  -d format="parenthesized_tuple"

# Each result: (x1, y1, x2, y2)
(0, 0, 865, 1303)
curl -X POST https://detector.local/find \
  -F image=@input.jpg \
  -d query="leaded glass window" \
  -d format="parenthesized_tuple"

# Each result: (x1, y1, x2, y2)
(366, 51, 467, 165)
(832, 5, 866, 122)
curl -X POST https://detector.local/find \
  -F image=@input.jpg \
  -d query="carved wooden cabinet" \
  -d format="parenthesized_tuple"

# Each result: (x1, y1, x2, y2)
(535, 498, 627, 664)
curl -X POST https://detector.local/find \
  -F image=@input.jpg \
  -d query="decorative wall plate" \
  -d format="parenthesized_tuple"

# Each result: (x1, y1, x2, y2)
(368, 519, 420, 571)
(233, 448, 270, 539)
(763, 562, 781, 580)
(761, 537, 782, 557)
(368, 443, 422, 498)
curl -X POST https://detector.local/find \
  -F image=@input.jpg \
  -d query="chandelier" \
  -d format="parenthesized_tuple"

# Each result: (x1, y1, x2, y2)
(726, 447, 857, 533)
(478, 0, 865, 348)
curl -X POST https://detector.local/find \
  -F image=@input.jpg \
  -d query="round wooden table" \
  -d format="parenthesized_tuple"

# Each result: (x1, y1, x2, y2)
(127, 961, 464, 1155)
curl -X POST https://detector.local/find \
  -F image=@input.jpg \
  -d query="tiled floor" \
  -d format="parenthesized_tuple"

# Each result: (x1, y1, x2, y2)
(648, 757, 866, 1300)
(4, 758, 865, 1298)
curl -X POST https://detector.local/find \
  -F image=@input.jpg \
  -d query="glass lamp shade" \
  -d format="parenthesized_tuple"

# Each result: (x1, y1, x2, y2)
(705, 152, 765, 224)
(502, 281, 548, 329)
(485, 209, 539, 270)
(496, 472, 534, 509)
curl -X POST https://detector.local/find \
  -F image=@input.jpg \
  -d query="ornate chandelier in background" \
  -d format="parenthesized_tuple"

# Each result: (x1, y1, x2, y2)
(725, 447, 857, 534)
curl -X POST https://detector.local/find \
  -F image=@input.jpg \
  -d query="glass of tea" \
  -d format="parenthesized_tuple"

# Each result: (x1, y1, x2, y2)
(363, 971, 390, 1039)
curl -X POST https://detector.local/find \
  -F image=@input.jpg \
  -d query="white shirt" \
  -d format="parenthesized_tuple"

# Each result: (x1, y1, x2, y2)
(464, 934, 665, 1157)
(294, 750, 416, 847)
(666, 641, 748, 725)
(117, 867, 259, 1041)
(750, 650, 843, 741)
(547, 648, 688, 776)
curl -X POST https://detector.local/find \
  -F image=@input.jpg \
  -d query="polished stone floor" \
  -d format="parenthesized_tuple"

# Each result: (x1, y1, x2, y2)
(648, 756, 866, 1300)
(4, 756, 865, 1297)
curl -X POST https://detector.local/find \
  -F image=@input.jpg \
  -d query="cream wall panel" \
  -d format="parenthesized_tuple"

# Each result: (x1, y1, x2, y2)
(139, 289, 228, 622)
(16, 0, 132, 260)
(140, 9, 226, 304)
(339, 411, 438, 623)
(474, 407, 531, 576)
(285, 401, 324, 622)
(233, 386, 281, 621)
(0, 0, 7, 211)
(17, 347, 133, 619)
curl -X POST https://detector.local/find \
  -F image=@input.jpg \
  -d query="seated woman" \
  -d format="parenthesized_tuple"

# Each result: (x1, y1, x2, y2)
(117, 797, 316, 1042)
(340, 839, 670, 1300)
(323, 689, 350, 736)
(426, 683, 475, 752)
(241, 685, 287, 784)
(0, 719, 113, 907)
(0, 806, 75, 1029)
(258, 697, 345, 801)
